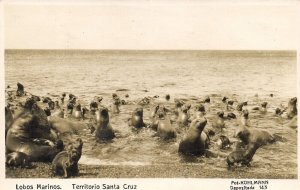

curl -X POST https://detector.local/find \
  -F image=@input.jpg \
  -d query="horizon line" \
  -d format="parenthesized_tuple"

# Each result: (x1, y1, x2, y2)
(4, 49, 297, 52)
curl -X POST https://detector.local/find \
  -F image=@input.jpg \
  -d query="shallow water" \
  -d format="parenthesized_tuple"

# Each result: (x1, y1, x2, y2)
(5, 50, 297, 177)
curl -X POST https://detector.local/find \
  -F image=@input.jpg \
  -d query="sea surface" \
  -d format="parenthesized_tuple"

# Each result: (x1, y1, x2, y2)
(5, 50, 298, 177)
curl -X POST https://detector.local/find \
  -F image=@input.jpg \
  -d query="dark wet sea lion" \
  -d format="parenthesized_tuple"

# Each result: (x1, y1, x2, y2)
(89, 100, 98, 113)
(16, 82, 25, 96)
(43, 97, 52, 103)
(226, 112, 236, 119)
(204, 96, 210, 103)
(217, 135, 231, 149)
(52, 138, 83, 178)
(178, 118, 209, 156)
(31, 95, 41, 102)
(128, 107, 145, 128)
(48, 100, 55, 110)
(44, 107, 51, 116)
(69, 94, 76, 101)
(227, 146, 258, 167)
(287, 97, 297, 119)
(60, 93, 66, 104)
(6, 98, 62, 161)
(6, 152, 32, 168)
(177, 104, 191, 127)
(95, 107, 115, 141)
(67, 102, 74, 114)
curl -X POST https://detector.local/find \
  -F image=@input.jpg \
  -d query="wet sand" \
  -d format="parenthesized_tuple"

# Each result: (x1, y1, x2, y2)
(6, 163, 297, 179)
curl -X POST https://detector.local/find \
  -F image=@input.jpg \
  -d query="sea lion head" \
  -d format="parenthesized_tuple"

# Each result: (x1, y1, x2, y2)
(261, 102, 268, 108)
(195, 104, 205, 113)
(217, 111, 224, 118)
(134, 107, 144, 117)
(242, 109, 249, 119)
(191, 118, 207, 132)
(289, 97, 297, 106)
(234, 127, 250, 144)
(181, 104, 191, 113)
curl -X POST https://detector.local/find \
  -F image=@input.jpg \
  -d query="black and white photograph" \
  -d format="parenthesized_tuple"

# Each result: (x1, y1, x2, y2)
(1, 0, 299, 189)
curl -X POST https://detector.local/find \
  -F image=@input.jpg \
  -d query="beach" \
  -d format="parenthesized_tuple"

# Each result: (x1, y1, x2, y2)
(5, 50, 297, 178)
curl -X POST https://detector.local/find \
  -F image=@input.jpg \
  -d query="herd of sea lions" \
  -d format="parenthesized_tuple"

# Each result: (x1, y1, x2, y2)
(5, 83, 298, 177)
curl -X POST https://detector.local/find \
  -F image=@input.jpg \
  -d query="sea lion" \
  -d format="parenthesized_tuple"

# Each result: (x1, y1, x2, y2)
(72, 103, 82, 119)
(226, 112, 236, 119)
(204, 96, 210, 103)
(60, 93, 66, 104)
(95, 107, 115, 141)
(31, 95, 41, 102)
(52, 138, 83, 178)
(5, 106, 14, 136)
(16, 82, 25, 96)
(6, 152, 32, 168)
(275, 108, 284, 116)
(178, 118, 209, 156)
(128, 107, 145, 129)
(287, 97, 297, 119)
(6, 98, 63, 161)
(227, 146, 259, 167)
(48, 100, 55, 110)
(111, 97, 121, 114)
(177, 104, 191, 127)
(241, 109, 250, 127)
(89, 100, 98, 114)
(236, 101, 247, 111)
(212, 111, 225, 131)
(216, 135, 231, 149)
(234, 126, 275, 148)
(192, 104, 206, 120)
(48, 117, 85, 144)
(152, 105, 176, 140)
(67, 102, 74, 114)
(44, 107, 51, 116)
(43, 97, 52, 103)
(252, 102, 267, 113)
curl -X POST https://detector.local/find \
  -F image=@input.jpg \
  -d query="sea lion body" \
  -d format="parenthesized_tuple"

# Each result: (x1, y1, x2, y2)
(287, 97, 297, 119)
(95, 108, 115, 141)
(212, 111, 225, 131)
(52, 138, 83, 178)
(128, 107, 145, 128)
(178, 118, 209, 156)
(177, 104, 191, 127)
(6, 98, 62, 162)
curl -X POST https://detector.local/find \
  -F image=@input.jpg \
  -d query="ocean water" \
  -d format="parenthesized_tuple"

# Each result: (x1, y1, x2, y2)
(5, 50, 297, 177)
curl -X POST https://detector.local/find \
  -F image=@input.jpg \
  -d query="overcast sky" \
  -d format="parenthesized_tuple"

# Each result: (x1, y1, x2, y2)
(3, 0, 300, 50)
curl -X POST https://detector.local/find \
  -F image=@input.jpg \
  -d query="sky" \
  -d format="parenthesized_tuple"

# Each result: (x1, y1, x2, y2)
(3, 0, 300, 50)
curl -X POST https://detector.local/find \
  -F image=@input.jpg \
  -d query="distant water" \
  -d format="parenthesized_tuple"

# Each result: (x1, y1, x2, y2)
(5, 50, 297, 177)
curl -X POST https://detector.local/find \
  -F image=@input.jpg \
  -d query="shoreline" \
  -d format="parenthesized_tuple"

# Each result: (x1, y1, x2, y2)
(6, 163, 297, 179)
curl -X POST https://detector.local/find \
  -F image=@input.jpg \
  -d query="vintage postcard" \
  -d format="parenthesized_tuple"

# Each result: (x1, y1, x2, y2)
(0, 0, 299, 190)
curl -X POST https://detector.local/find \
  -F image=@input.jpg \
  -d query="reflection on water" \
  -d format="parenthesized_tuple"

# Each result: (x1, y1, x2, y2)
(5, 50, 297, 177)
